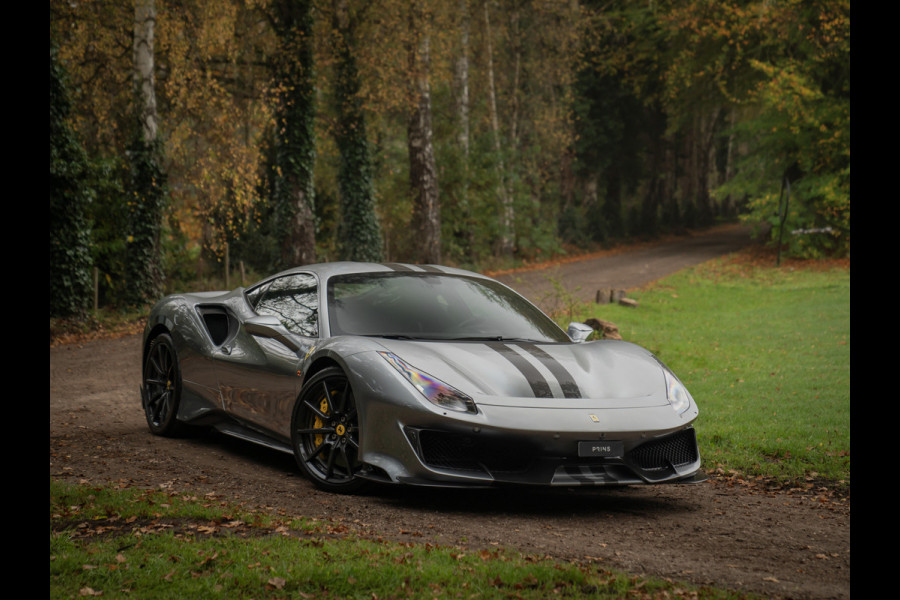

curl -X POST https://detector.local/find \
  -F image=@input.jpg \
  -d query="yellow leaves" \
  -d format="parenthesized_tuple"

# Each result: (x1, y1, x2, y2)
(79, 587, 103, 597)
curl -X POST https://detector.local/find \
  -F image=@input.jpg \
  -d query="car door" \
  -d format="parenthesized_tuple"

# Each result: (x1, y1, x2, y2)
(216, 273, 319, 441)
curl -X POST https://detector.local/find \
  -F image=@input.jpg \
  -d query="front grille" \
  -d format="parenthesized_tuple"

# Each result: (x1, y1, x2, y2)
(414, 430, 534, 474)
(629, 429, 698, 471)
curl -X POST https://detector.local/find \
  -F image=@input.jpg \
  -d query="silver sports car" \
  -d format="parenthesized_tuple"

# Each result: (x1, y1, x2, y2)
(141, 262, 704, 493)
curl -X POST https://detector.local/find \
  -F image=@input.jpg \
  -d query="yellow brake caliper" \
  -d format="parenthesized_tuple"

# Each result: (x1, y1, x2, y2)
(314, 397, 329, 447)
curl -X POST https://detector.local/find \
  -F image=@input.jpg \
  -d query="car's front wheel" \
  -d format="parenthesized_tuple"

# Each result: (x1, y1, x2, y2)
(291, 367, 367, 493)
(142, 333, 185, 436)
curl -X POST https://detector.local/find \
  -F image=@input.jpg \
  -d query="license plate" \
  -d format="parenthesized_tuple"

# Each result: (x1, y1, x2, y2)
(578, 441, 623, 458)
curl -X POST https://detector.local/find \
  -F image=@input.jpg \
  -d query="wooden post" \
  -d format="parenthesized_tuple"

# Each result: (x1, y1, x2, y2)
(225, 242, 230, 289)
(777, 177, 790, 267)
(93, 267, 99, 312)
(240, 260, 245, 287)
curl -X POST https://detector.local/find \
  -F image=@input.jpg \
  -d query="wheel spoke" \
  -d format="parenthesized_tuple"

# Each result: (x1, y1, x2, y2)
(156, 345, 167, 371)
(150, 390, 168, 423)
(336, 380, 349, 413)
(324, 444, 338, 478)
(161, 345, 172, 372)
(321, 381, 335, 415)
(149, 353, 163, 377)
(147, 389, 164, 409)
(306, 440, 328, 462)
(338, 445, 353, 472)
(303, 399, 329, 420)
(296, 426, 333, 435)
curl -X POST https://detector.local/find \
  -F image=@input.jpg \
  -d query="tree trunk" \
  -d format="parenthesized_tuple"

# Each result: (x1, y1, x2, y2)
(508, 6, 521, 149)
(453, 0, 473, 261)
(332, 0, 383, 262)
(695, 108, 721, 225)
(483, 1, 514, 256)
(453, 0, 470, 160)
(133, 0, 157, 143)
(127, 0, 166, 304)
(50, 41, 93, 317)
(272, 0, 317, 268)
(408, 1, 441, 264)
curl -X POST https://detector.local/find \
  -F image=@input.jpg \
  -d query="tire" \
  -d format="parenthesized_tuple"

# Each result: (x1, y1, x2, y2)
(291, 367, 367, 493)
(142, 333, 186, 437)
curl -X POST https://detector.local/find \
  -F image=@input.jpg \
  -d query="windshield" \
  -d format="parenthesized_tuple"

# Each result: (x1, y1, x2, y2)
(327, 272, 569, 343)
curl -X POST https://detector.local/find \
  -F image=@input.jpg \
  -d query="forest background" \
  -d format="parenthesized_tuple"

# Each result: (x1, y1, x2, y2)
(49, 0, 849, 317)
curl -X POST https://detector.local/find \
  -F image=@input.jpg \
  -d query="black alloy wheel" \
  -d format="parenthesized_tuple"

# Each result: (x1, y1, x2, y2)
(291, 367, 366, 493)
(142, 333, 185, 436)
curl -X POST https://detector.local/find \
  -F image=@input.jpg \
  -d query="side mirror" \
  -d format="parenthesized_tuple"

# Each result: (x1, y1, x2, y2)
(244, 315, 300, 352)
(567, 322, 593, 343)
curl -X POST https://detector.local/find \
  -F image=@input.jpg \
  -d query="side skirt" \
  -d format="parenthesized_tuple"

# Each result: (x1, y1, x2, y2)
(213, 422, 294, 456)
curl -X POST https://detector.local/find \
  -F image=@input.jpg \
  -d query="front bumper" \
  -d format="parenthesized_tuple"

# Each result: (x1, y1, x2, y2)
(397, 425, 703, 486)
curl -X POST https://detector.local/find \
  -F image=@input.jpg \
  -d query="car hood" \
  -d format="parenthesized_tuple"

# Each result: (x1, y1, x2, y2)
(374, 339, 669, 408)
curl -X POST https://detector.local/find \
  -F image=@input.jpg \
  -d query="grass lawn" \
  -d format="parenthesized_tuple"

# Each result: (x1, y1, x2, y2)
(50, 481, 761, 599)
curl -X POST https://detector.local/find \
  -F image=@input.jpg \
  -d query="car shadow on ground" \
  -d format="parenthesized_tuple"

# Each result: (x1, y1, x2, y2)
(189, 430, 698, 517)
(369, 482, 698, 518)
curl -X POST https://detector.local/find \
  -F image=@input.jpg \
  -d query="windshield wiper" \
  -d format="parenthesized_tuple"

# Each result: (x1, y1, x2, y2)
(446, 335, 544, 343)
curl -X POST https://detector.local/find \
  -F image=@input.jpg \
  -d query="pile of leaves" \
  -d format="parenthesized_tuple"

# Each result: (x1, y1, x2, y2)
(50, 313, 147, 348)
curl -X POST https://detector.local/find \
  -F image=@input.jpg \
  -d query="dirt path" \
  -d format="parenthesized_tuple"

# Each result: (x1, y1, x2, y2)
(50, 226, 849, 600)
(494, 223, 761, 312)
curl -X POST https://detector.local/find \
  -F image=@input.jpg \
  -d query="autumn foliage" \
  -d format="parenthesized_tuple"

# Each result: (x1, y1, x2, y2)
(49, 0, 849, 308)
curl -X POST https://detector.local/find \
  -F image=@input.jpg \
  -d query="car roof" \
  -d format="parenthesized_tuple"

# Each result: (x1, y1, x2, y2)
(267, 261, 491, 282)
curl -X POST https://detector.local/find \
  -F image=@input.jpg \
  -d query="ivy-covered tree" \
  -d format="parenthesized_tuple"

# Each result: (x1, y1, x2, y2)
(50, 41, 93, 318)
(331, 0, 383, 263)
(269, 0, 318, 269)
(125, 0, 167, 305)
(125, 135, 167, 304)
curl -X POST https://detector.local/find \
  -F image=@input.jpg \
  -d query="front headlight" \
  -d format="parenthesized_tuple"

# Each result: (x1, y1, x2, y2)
(378, 351, 478, 414)
(663, 369, 693, 415)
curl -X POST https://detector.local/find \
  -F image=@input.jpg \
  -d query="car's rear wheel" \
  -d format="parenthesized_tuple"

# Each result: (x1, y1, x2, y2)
(142, 333, 185, 436)
(291, 367, 367, 493)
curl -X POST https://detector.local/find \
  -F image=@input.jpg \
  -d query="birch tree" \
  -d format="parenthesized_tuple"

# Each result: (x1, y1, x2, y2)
(407, 0, 441, 264)
(482, 0, 514, 256)
(450, 0, 473, 260)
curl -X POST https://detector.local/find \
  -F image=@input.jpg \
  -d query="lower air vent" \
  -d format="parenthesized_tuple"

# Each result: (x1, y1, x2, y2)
(414, 430, 534, 474)
(629, 428, 698, 471)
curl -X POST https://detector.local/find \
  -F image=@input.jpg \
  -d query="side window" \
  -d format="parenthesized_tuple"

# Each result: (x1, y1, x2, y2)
(253, 274, 319, 337)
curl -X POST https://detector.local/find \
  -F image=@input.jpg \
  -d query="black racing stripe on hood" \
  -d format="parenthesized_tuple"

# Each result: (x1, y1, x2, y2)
(382, 262, 414, 272)
(486, 342, 553, 398)
(515, 343, 583, 398)
(418, 265, 444, 273)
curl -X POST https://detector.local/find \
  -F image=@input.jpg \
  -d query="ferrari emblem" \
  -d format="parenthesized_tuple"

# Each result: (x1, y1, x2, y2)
(589, 414, 600, 423)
